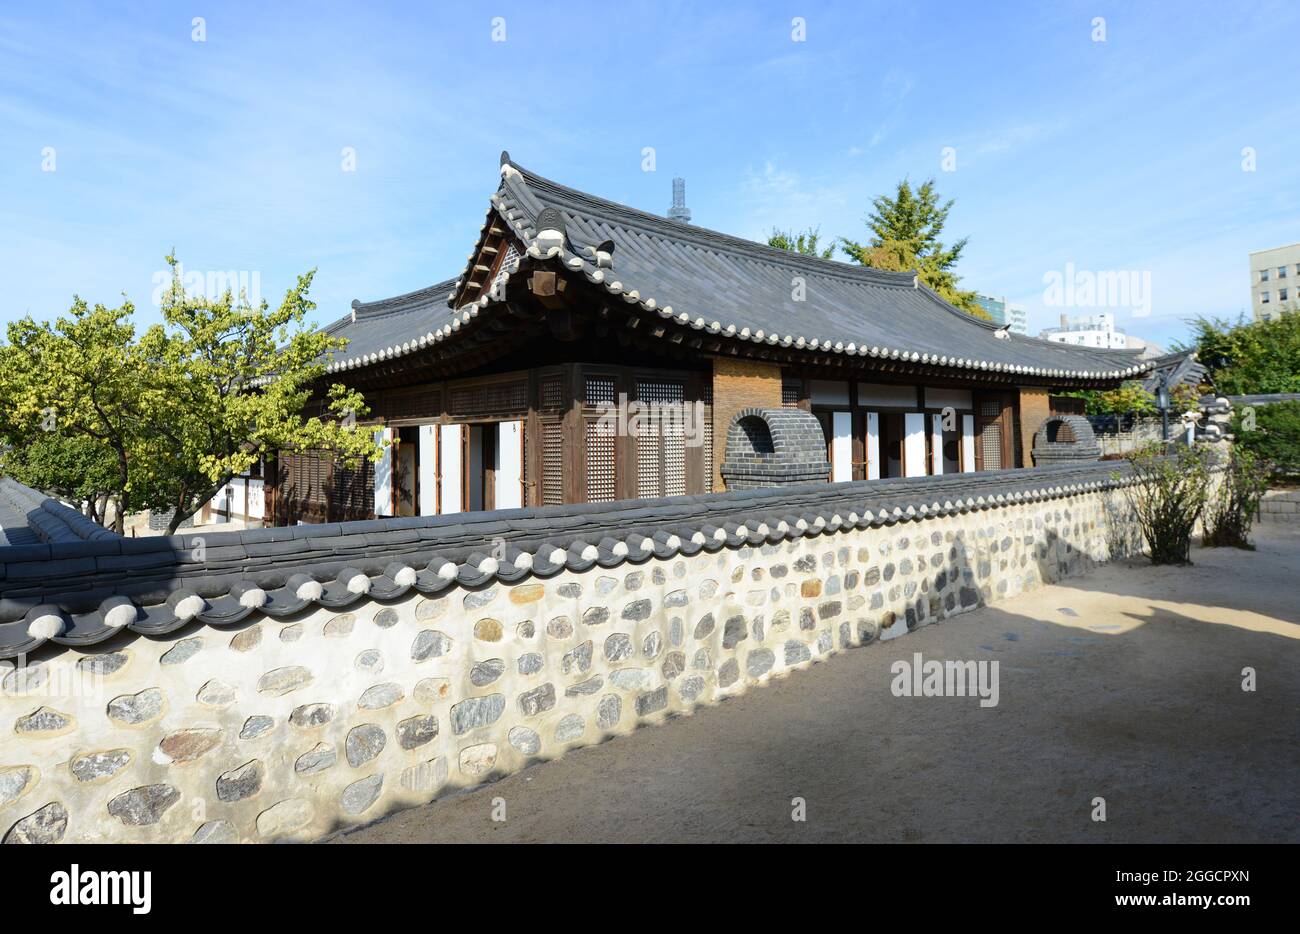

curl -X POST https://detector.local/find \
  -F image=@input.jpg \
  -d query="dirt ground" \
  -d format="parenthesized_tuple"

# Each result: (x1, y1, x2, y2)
(335, 525, 1300, 844)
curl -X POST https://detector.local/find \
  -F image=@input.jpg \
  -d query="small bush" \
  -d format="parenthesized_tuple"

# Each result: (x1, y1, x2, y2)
(1122, 442, 1211, 565)
(1203, 445, 1270, 549)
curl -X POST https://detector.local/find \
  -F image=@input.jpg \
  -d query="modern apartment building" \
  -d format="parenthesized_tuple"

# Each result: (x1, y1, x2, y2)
(1250, 242, 1300, 321)
(973, 293, 1028, 334)
(1038, 312, 1163, 356)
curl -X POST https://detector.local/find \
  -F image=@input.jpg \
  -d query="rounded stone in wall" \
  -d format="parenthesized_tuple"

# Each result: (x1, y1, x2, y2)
(289, 703, 335, 729)
(397, 715, 439, 750)
(621, 599, 652, 622)
(636, 686, 669, 716)
(411, 629, 453, 661)
(597, 694, 621, 729)
(459, 743, 497, 777)
(470, 660, 506, 687)
(603, 633, 633, 662)
(188, 822, 239, 842)
(464, 587, 498, 610)
(607, 668, 653, 691)
(510, 583, 545, 605)
(159, 728, 222, 763)
(14, 706, 72, 736)
(279, 623, 304, 643)
(69, 750, 130, 784)
(346, 724, 387, 767)
(661, 651, 686, 680)
(516, 621, 536, 639)
(373, 608, 400, 628)
(216, 759, 265, 802)
(258, 666, 313, 696)
(229, 625, 262, 652)
(342, 774, 383, 816)
(784, 641, 812, 666)
(2, 662, 46, 695)
(747, 649, 775, 677)
(0, 765, 39, 806)
(76, 651, 130, 678)
(190, 820, 238, 844)
(517, 652, 543, 676)
(324, 614, 356, 638)
(554, 714, 584, 743)
(161, 637, 202, 666)
(107, 784, 180, 826)
(678, 676, 706, 703)
(508, 726, 541, 755)
(359, 682, 405, 709)
(355, 649, 384, 674)
(107, 687, 164, 725)
(516, 684, 556, 717)
(694, 613, 715, 639)
(473, 618, 503, 642)
(400, 757, 448, 794)
(642, 631, 662, 659)
(240, 716, 274, 740)
(414, 597, 447, 621)
(413, 678, 451, 705)
(547, 617, 574, 640)
(295, 743, 337, 774)
(4, 801, 67, 844)
(256, 798, 314, 839)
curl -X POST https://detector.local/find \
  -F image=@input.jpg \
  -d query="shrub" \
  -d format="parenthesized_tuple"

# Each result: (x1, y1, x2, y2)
(1122, 442, 1211, 565)
(1233, 400, 1300, 483)
(1203, 445, 1270, 549)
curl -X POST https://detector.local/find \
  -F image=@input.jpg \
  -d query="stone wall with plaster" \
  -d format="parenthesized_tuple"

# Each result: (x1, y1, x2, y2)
(0, 485, 1143, 844)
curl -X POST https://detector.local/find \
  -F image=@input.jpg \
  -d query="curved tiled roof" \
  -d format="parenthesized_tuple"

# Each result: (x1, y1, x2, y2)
(0, 461, 1137, 659)
(315, 277, 460, 371)
(319, 153, 1150, 383)
(1140, 350, 1208, 394)
(0, 477, 119, 547)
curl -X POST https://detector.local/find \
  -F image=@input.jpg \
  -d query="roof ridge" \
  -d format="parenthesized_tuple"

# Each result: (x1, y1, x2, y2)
(350, 276, 459, 318)
(505, 159, 921, 289)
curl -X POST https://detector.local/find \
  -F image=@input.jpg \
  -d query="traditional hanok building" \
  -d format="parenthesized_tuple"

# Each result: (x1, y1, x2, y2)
(267, 153, 1150, 525)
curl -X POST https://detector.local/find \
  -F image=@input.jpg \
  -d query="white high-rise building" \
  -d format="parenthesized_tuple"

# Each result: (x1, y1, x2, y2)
(1249, 243, 1300, 322)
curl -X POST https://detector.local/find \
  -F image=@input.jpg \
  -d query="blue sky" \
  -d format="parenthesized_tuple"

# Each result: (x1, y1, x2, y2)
(2, 1, 1298, 349)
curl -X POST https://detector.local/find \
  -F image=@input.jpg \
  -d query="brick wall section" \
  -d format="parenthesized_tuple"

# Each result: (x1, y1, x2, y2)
(1260, 489, 1300, 521)
(1018, 387, 1052, 467)
(712, 358, 783, 491)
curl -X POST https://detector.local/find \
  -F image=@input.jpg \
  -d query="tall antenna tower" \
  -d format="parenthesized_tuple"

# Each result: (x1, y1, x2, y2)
(668, 177, 691, 223)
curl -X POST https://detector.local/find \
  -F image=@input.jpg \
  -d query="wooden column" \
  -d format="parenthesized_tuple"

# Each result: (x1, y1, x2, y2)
(1018, 386, 1052, 468)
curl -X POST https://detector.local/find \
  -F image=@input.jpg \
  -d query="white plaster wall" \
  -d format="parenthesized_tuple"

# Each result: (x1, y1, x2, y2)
(0, 488, 1143, 844)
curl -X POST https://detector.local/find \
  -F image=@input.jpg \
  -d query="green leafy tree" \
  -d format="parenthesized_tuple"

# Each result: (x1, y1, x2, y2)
(0, 255, 380, 534)
(839, 178, 986, 318)
(0, 297, 155, 530)
(767, 227, 834, 259)
(1233, 399, 1300, 481)
(1, 435, 120, 524)
(1180, 309, 1300, 395)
